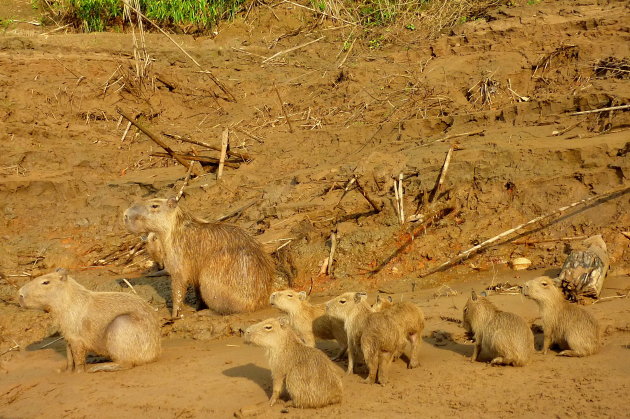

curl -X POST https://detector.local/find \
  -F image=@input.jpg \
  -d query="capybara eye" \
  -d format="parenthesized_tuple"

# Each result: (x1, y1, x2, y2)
(541, 282, 548, 286)
(42, 280, 50, 285)
(264, 325, 273, 330)
(339, 299, 346, 304)
(151, 204, 159, 209)
(288, 294, 293, 298)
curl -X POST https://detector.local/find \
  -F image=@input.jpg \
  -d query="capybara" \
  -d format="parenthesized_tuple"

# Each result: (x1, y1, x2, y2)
(18, 269, 161, 372)
(462, 291, 534, 366)
(243, 317, 343, 408)
(325, 291, 372, 374)
(124, 197, 274, 317)
(371, 295, 425, 369)
(522, 276, 599, 356)
(269, 289, 347, 359)
(360, 309, 405, 385)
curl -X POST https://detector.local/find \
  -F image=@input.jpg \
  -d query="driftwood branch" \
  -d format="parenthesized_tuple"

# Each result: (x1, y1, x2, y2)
(163, 133, 252, 161)
(570, 104, 630, 115)
(217, 128, 229, 180)
(511, 235, 588, 245)
(117, 107, 204, 176)
(419, 185, 630, 278)
(429, 146, 453, 204)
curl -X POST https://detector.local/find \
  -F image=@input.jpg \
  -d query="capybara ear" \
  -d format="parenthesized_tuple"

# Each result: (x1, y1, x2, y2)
(387, 295, 393, 303)
(298, 291, 307, 301)
(552, 277, 562, 287)
(376, 294, 383, 303)
(471, 290, 477, 301)
(56, 268, 68, 280)
(354, 292, 367, 303)
(278, 317, 289, 327)
(166, 197, 178, 208)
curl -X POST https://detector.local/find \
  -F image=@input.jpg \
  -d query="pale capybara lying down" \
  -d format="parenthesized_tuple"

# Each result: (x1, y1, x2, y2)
(124, 197, 274, 318)
(463, 291, 534, 366)
(244, 317, 343, 408)
(523, 276, 599, 357)
(18, 269, 161, 372)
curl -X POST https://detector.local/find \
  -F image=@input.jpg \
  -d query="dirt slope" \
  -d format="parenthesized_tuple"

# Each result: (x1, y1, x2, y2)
(0, 0, 629, 417)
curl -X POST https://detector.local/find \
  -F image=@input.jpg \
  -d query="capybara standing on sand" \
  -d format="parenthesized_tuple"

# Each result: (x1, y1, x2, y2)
(18, 269, 161, 372)
(462, 291, 534, 366)
(371, 295, 425, 369)
(522, 276, 599, 357)
(360, 309, 406, 385)
(124, 197, 274, 317)
(269, 289, 347, 359)
(325, 291, 372, 374)
(243, 317, 343, 408)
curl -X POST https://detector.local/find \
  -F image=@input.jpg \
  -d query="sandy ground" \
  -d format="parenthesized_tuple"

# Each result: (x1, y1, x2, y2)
(0, 0, 629, 417)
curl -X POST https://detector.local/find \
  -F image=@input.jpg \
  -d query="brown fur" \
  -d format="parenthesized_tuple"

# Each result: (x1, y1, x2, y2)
(269, 290, 347, 359)
(360, 310, 406, 385)
(144, 232, 165, 270)
(371, 295, 425, 369)
(18, 270, 161, 372)
(124, 198, 274, 317)
(463, 291, 534, 366)
(243, 317, 343, 408)
(325, 292, 372, 374)
(522, 276, 600, 357)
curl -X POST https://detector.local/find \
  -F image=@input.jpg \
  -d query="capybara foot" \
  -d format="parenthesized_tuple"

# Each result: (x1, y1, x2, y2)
(363, 376, 376, 384)
(88, 362, 128, 373)
(558, 350, 585, 357)
(490, 357, 505, 365)
(408, 360, 420, 369)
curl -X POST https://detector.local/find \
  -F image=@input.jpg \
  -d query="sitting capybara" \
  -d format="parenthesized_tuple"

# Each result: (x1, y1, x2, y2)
(244, 317, 343, 408)
(325, 292, 372, 374)
(124, 197, 274, 317)
(18, 269, 161, 372)
(522, 276, 599, 357)
(270, 289, 347, 359)
(372, 295, 425, 369)
(463, 291, 534, 366)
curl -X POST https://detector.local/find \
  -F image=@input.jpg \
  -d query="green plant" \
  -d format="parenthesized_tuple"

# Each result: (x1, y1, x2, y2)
(368, 35, 383, 49)
(405, 23, 415, 30)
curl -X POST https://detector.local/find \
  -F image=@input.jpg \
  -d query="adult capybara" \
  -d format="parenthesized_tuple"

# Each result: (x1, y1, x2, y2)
(124, 197, 274, 317)
(244, 317, 343, 408)
(18, 269, 161, 372)
(522, 276, 599, 357)
(463, 291, 534, 366)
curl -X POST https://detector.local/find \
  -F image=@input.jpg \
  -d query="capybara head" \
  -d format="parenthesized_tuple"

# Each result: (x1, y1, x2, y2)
(18, 269, 71, 312)
(124, 198, 179, 234)
(269, 289, 307, 310)
(325, 292, 368, 320)
(243, 317, 290, 348)
(522, 276, 563, 302)
(462, 290, 479, 334)
(371, 294, 393, 312)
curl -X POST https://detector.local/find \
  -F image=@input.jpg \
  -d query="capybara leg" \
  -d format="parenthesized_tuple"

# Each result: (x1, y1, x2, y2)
(194, 286, 208, 311)
(542, 335, 551, 355)
(65, 343, 75, 372)
(269, 374, 285, 406)
(88, 363, 129, 373)
(557, 350, 584, 357)
(363, 349, 378, 384)
(471, 342, 481, 362)
(332, 345, 347, 361)
(171, 279, 187, 318)
(70, 342, 87, 373)
(408, 333, 420, 369)
(377, 352, 394, 385)
(346, 341, 355, 375)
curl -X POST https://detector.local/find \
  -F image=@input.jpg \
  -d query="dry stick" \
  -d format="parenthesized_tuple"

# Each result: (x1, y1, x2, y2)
(216, 199, 260, 222)
(512, 235, 588, 245)
(570, 104, 630, 115)
(398, 173, 404, 224)
(274, 85, 294, 133)
(175, 161, 194, 202)
(0, 344, 20, 357)
(553, 118, 588, 136)
(164, 133, 252, 161)
(120, 121, 132, 142)
(122, 2, 235, 102)
(151, 152, 240, 168)
(418, 185, 630, 278)
(233, 126, 265, 144)
(217, 128, 229, 180)
(337, 38, 356, 69)
(412, 129, 485, 149)
(334, 177, 357, 207)
(354, 177, 382, 213)
(263, 36, 325, 64)
(282, 0, 358, 26)
(117, 107, 203, 176)
(429, 146, 453, 204)
(327, 230, 337, 276)
(121, 278, 138, 295)
(393, 179, 402, 223)
(39, 336, 63, 349)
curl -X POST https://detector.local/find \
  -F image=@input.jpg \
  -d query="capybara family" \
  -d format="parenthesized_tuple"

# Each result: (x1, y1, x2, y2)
(124, 197, 274, 317)
(462, 291, 534, 366)
(523, 276, 600, 356)
(244, 317, 343, 408)
(18, 269, 161, 372)
(269, 289, 347, 359)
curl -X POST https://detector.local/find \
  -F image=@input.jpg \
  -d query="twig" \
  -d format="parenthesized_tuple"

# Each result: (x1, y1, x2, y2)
(337, 38, 356, 69)
(354, 176, 382, 213)
(217, 128, 229, 180)
(40, 24, 70, 36)
(39, 336, 63, 349)
(117, 107, 203, 176)
(327, 230, 337, 276)
(263, 36, 325, 64)
(411, 129, 485, 149)
(175, 161, 195, 202)
(334, 177, 356, 207)
(429, 146, 453, 204)
(163, 133, 252, 160)
(570, 104, 630, 115)
(151, 152, 239, 168)
(419, 185, 630, 278)
(120, 121, 132, 142)
(274, 84, 294, 133)
(233, 126, 265, 144)
(0, 343, 20, 357)
(511, 235, 588, 245)
(121, 2, 235, 102)
(281, 0, 358, 26)
(393, 174, 404, 224)
(121, 278, 138, 295)
(553, 118, 587, 136)
(216, 199, 260, 222)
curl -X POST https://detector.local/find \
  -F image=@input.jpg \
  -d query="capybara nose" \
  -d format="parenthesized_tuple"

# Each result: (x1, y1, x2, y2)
(18, 293, 25, 307)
